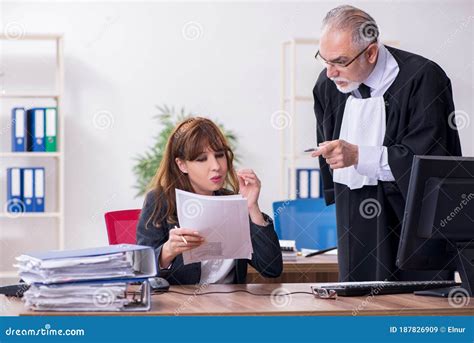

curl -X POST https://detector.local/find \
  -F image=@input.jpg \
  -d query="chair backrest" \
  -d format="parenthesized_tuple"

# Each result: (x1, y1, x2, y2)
(272, 198, 337, 250)
(104, 209, 141, 245)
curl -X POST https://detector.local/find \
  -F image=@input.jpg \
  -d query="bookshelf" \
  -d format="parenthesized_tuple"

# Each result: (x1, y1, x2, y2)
(280, 38, 321, 199)
(0, 33, 65, 280)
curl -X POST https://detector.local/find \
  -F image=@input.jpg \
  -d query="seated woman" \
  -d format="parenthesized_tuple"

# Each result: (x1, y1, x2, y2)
(136, 117, 282, 285)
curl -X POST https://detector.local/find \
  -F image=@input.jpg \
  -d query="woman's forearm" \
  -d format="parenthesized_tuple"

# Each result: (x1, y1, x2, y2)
(248, 204, 267, 226)
(159, 241, 175, 268)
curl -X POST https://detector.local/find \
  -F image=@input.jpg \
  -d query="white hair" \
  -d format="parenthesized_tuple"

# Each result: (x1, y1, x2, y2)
(322, 5, 379, 49)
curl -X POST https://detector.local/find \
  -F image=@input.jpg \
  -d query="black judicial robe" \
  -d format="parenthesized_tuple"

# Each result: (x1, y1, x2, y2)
(313, 46, 462, 282)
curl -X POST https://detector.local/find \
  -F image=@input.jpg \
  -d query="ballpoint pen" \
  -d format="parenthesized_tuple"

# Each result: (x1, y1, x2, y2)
(174, 225, 188, 245)
(304, 147, 320, 153)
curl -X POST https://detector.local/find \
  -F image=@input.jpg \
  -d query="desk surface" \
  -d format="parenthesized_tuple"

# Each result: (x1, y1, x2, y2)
(2, 283, 472, 316)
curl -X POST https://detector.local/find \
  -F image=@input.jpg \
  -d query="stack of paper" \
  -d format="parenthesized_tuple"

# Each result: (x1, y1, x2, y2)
(14, 244, 156, 312)
(15, 252, 135, 284)
(24, 282, 131, 312)
(176, 189, 253, 265)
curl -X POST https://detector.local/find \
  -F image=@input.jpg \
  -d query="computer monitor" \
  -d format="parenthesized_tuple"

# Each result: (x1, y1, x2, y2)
(397, 155, 474, 296)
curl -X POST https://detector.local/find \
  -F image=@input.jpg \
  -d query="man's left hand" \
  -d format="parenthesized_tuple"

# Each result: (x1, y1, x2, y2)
(311, 140, 359, 169)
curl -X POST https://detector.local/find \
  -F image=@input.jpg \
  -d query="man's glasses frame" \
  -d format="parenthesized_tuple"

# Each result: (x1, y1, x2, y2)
(315, 40, 377, 68)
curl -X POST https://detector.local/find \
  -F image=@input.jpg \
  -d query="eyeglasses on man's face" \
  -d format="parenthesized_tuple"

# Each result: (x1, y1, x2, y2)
(315, 41, 377, 69)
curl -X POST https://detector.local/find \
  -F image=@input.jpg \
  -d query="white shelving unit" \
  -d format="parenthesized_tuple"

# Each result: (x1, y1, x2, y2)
(280, 38, 320, 200)
(0, 34, 65, 279)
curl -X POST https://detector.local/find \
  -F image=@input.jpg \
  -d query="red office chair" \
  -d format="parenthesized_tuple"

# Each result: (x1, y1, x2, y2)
(104, 209, 141, 245)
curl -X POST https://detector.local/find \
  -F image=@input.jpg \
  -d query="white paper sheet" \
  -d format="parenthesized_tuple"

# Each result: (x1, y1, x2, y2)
(176, 189, 253, 265)
(14, 252, 135, 284)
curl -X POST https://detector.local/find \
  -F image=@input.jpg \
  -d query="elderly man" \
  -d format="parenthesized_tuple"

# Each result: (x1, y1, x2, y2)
(312, 5, 462, 282)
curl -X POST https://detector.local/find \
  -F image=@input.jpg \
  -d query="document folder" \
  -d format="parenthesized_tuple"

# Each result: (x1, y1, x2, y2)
(15, 244, 157, 284)
(7, 168, 24, 212)
(24, 278, 152, 312)
(22, 168, 34, 212)
(12, 107, 26, 152)
(45, 107, 57, 152)
(26, 108, 45, 152)
(33, 168, 45, 212)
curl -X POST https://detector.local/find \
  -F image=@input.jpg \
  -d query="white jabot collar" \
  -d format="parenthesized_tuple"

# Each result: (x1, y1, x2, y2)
(358, 44, 399, 98)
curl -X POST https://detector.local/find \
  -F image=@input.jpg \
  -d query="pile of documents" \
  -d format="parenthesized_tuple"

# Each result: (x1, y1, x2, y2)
(23, 281, 135, 312)
(279, 240, 298, 261)
(15, 252, 135, 284)
(14, 244, 156, 312)
(176, 189, 253, 265)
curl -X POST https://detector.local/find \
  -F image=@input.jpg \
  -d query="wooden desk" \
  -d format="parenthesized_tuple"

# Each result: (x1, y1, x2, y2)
(247, 255, 338, 283)
(2, 283, 472, 316)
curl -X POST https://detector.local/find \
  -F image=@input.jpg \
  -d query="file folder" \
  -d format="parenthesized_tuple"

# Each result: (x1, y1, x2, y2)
(45, 108, 57, 152)
(11, 107, 26, 152)
(16, 244, 158, 284)
(33, 168, 45, 212)
(296, 168, 322, 199)
(26, 108, 45, 152)
(310, 169, 321, 198)
(22, 168, 35, 212)
(24, 278, 151, 312)
(7, 168, 24, 212)
(298, 169, 309, 198)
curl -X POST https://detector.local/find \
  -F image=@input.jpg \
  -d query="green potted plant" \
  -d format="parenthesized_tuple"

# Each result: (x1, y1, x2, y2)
(132, 105, 239, 196)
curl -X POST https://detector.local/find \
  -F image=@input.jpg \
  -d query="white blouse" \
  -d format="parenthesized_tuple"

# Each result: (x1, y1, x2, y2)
(199, 259, 235, 284)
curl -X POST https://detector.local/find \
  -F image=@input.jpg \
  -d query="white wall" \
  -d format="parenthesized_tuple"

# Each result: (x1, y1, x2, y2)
(1, 0, 473, 252)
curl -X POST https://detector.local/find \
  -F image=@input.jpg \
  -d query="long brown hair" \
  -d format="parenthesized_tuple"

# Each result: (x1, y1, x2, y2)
(145, 117, 239, 228)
